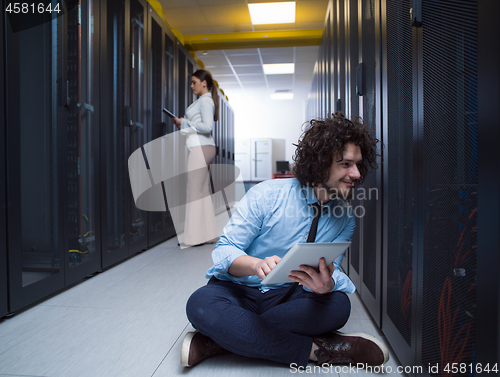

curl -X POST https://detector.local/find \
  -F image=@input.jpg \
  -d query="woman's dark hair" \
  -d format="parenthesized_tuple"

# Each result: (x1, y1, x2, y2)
(293, 112, 381, 187)
(192, 69, 219, 121)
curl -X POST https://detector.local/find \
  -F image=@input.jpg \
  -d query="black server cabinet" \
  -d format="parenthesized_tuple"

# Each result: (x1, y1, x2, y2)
(127, 0, 149, 253)
(477, 0, 500, 367)
(333, 0, 346, 114)
(1, 8, 8, 318)
(348, 0, 383, 326)
(5, 4, 66, 311)
(348, 0, 359, 120)
(477, 0, 500, 368)
(162, 29, 176, 237)
(100, 0, 149, 269)
(418, 1, 478, 374)
(382, 0, 480, 375)
(174, 48, 187, 231)
(324, 9, 332, 116)
(147, 8, 176, 246)
(381, 0, 415, 368)
(63, 0, 102, 285)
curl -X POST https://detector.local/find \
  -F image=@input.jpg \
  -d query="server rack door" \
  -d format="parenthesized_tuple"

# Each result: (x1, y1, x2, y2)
(170, 49, 187, 236)
(319, 33, 326, 117)
(419, 1, 478, 374)
(162, 30, 176, 237)
(5, 7, 65, 311)
(100, 0, 148, 269)
(101, 0, 133, 267)
(348, 0, 359, 119)
(381, 0, 416, 368)
(477, 0, 500, 368)
(0, 11, 8, 317)
(63, 0, 102, 285)
(354, 0, 382, 325)
(325, 7, 332, 116)
(331, 1, 338, 115)
(147, 12, 167, 246)
(348, 0, 362, 289)
(128, 0, 149, 252)
(336, 0, 346, 114)
(187, 61, 194, 103)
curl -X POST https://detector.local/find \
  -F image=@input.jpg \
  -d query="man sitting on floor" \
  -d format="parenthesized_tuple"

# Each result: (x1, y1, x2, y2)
(181, 112, 388, 369)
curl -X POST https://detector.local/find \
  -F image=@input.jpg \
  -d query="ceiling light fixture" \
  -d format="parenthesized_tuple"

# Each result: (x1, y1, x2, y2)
(263, 63, 295, 75)
(248, 2, 296, 25)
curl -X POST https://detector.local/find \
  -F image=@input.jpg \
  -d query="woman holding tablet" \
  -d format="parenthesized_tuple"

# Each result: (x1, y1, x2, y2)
(172, 69, 219, 247)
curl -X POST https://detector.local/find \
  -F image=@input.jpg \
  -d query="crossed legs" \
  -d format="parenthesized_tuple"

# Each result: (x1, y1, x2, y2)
(186, 277, 351, 367)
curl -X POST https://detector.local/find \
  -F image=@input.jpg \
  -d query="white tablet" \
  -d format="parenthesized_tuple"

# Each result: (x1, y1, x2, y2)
(260, 242, 351, 285)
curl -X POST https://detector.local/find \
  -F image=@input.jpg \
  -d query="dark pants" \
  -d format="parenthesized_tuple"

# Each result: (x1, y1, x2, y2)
(186, 277, 351, 368)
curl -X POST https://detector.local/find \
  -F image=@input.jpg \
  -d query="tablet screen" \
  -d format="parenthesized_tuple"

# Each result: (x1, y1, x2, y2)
(260, 242, 350, 285)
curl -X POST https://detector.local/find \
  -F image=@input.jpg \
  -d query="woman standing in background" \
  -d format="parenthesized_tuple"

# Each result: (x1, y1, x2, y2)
(173, 70, 219, 247)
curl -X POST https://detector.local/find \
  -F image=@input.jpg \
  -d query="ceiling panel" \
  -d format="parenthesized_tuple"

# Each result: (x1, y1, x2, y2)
(163, 7, 208, 29)
(228, 54, 262, 65)
(197, 55, 229, 67)
(260, 54, 294, 64)
(296, 0, 330, 23)
(238, 75, 266, 84)
(242, 81, 270, 88)
(204, 66, 235, 75)
(266, 75, 294, 87)
(260, 46, 295, 55)
(234, 66, 265, 75)
(200, 4, 252, 26)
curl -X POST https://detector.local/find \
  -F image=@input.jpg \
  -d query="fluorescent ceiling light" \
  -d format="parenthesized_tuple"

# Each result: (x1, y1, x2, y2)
(248, 2, 296, 25)
(271, 92, 294, 100)
(263, 63, 295, 75)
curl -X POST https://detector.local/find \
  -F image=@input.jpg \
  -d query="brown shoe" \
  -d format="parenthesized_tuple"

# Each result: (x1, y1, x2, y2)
(180, 331, 230, 367)
(313, 331, 389, 367)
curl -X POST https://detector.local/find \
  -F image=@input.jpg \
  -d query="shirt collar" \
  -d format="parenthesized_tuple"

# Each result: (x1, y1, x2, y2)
(299, 183, 341, 208)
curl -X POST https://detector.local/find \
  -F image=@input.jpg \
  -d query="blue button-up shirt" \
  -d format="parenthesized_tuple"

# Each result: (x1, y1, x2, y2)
(206, 178, 356, 294)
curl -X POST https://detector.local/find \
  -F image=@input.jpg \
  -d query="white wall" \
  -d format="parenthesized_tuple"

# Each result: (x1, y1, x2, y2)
(228, 92, 308, 164)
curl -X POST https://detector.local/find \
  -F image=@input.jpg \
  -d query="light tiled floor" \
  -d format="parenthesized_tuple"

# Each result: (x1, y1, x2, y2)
(0, 238, 404, 377)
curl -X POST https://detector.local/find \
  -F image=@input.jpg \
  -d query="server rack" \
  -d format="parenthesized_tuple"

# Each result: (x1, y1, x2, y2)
(5, 3, 66, 311)
(381, 0, 415, 368)
(100, 0, 133, 268)
(0, 8, 8, 318)
(63, 0, 102, 285)
(2, 1, 234, 315)
(147, 6, 176, 246)
(309, 0, 493, 373)
(356, 0, 383, 327)
(100, 0, 151, 269)
(476, 0, 500, 368)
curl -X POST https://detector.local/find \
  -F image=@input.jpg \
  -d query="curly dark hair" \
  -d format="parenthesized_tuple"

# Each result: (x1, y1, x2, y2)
(292, 112, 381, 187)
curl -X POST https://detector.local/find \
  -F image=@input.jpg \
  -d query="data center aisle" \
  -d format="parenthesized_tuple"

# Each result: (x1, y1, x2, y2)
(0, 238, 404, 377)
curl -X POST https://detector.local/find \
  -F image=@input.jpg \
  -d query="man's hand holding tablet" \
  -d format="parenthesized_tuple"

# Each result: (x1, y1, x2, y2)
(260, 242, 350, 287)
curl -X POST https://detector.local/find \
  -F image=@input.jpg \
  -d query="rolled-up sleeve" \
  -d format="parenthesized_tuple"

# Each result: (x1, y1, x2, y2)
(210, 183, 271, 274)
(180, 96, 214, 135)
